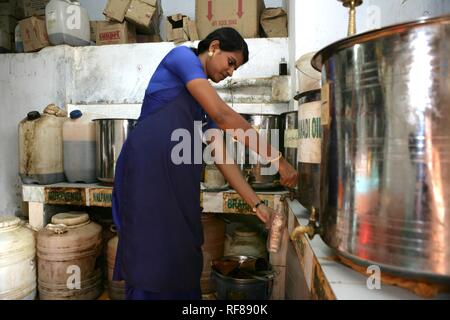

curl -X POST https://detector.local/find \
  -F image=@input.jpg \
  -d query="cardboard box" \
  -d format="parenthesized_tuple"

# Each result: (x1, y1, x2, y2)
(260, 8, 287, 37)
(0, 15, 18, 35)
(0, 0, 24, 19)
(196, 0, 264, 39)
(166, 14, 198, 43)
(136, 33, 161, 43)
(23, 0, 50, 18)
(89, 21, 101, 42)
(96, 21, 136, 45)
(125, 0, 159, 35)
(19, 15, 49, 52)
(103, 0, 130, 23)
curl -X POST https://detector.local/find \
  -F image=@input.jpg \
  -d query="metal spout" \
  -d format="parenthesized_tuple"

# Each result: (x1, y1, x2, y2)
(290, 207, 320, 240)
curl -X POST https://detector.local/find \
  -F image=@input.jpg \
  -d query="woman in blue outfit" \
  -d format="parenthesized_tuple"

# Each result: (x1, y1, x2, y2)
(112, 28, 298, 300)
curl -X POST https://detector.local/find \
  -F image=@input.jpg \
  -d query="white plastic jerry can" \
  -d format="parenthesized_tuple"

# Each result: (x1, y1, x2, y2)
(45, 0, 90, 46)
(63, 110, 97, 183)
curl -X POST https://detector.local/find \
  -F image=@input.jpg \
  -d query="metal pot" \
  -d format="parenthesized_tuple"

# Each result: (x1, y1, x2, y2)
(94, 119, 137, 184)
(238, 114, 281, 190)
(311, 15, 450, 281)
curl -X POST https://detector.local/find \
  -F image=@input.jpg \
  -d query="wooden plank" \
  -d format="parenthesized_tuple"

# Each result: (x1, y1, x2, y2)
(89, 188, 113, 207)
(44, 187, 86, 206)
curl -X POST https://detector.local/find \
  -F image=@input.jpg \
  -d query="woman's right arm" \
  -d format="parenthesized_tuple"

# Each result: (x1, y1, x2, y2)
(187, 78, 252, 131)
(187, 78, 298, 188)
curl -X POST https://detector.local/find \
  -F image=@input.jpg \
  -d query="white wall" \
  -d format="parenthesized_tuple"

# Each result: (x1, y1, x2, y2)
(0, 46, 71, 216)
(69, 38, 288, 104)
(294, 0, 450, 59)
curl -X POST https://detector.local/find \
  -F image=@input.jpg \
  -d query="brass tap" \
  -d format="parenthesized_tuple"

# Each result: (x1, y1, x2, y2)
(290, 207, 319, 240)
(338, 0, 363, 36)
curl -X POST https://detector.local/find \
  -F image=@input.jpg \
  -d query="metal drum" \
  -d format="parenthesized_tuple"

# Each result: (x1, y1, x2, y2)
(238, 114, 281, 190)
(313, 15, 450, 281)
(94, 119, 137, 184)
(296, 90, 322, 210)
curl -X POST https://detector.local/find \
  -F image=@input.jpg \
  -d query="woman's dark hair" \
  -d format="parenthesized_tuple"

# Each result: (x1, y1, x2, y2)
(192, 27, 249, 64)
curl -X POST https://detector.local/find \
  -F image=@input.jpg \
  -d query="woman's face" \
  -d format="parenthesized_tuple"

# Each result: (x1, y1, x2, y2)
(207, 42, 244, 83)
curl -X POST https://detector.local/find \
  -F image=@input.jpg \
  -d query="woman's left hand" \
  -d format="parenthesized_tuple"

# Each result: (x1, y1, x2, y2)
(278, 157, 298, 189)
(255, 203, 275, 228)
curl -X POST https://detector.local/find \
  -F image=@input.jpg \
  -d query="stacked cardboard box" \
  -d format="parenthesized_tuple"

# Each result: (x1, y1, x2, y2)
(96, 20, 136, 45)
(101, 0, 161, 45)
(10, 0, 52, 53)
(19, 15, 49, 52)
(260, 8, 288, 37)
(166, 14, 198, 43)
(195, 0, 265, 39)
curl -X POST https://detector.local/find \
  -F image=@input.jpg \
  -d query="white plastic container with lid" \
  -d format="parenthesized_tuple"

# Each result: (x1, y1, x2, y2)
(45, 0, 90, 46)
(19, 104, 67, 185)
(37, 212, 103, 300)
(63, 110, 97, 183)
(295, 52, 321, 95)
(0, 216, 37, 300)
(15, 24, 24, 53)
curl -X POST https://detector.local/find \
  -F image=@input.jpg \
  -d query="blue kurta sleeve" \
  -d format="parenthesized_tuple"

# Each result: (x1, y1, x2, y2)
(163, 46, 207, 85)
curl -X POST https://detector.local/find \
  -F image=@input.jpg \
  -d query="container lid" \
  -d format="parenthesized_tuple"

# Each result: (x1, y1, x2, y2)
(294, 89, 321, 102)
(51, 212, 89, 226)
(295, 51, 321, 79)
(27, 111, 41, 121)
(0, 216, 20, 229)
(70, 110, 83, 119)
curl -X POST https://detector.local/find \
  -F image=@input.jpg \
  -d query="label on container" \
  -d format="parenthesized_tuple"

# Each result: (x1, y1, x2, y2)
(89, 188, 112, 207)
(223, 193, 274, 214)
(284, 129, 298, 149)
(45, 187, 86, 206)
(298, 101, 322, 164)
(321, 83, 330, 126)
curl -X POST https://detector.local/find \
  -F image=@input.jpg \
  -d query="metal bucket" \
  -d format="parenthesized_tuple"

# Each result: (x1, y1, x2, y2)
(94, 119, 137, 184)
(313, 15, 450, 281)
(212, 256, 274, 300)
(238, 114, 281, 190)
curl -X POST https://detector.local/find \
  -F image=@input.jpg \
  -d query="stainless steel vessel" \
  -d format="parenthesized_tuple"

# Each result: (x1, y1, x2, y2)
(94, 119, 137, 184)
(238, 114, 281, 190)
(312, 15, 450, 281)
